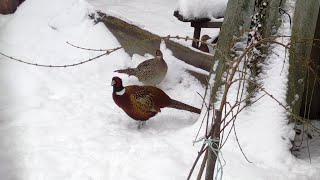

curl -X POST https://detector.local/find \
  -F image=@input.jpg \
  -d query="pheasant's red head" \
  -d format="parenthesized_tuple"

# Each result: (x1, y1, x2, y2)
(111, 76, 122, 87)
(111, 76, 125, 95)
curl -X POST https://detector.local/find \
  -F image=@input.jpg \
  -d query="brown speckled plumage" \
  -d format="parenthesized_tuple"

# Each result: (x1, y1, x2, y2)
(114, 50, 168, 85)
(111, 77, 201, 125)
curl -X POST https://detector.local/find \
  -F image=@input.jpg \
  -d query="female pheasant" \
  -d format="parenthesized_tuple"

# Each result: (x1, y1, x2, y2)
(111, 77, 201, 128)
(114, 50, 168, 86)
(198, 35, 211, 53)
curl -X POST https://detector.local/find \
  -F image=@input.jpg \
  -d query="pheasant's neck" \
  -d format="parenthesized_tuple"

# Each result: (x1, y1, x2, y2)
(156, 56, 163, 60)
(114, 86, 125, 96)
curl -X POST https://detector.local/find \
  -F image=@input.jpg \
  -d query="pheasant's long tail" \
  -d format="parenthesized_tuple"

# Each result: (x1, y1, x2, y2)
(168, 99, 201, 114)
(114, 68, 136, 76)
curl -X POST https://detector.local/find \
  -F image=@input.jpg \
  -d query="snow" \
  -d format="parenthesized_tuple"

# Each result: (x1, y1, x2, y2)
(0, 0, 205, 179)
(207, 0, 320, 179)
(293, 120, 320, 166)
(0, 0, 320, 179)
(89, 0, 220, 47)
(176, 0, 228, 20)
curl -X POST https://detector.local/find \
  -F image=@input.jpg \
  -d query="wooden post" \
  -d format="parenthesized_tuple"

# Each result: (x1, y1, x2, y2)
(190, 21, 223, 48)
(300, 4, 320, 119)
(192, 26, 201, 48)
(205, 111, 221, 180)
(174, 10, 222, 48)
(204, 0, 256, 178)
(209, 0, 255, 103)
(287, 0, 320, 121)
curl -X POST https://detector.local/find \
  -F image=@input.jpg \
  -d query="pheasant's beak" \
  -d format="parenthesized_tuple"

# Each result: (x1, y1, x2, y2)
(111, 80, 115, 86)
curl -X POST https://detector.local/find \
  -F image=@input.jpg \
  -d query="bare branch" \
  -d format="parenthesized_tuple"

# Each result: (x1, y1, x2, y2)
(66, 41, 114, 51)
(0, 47, 122, 68)
(233, 124, 252, 163)
(187, 144, 207, 180)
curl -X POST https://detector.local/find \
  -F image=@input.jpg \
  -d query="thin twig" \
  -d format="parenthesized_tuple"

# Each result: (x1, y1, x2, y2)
(187, 144, 207, 180)
(220, 93, 265, 146)
(261, 88, 320, 133)
(66, 41, 114, 51)
(0, 47, 122, 68)
(233, 124, 252, 163)
(196, 149, 209, 180)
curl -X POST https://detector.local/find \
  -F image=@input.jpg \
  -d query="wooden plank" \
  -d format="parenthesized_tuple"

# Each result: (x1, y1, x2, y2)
(191, 21, 223, 28)
(95, 13, 215, 72)
(173, 10, 211, 23)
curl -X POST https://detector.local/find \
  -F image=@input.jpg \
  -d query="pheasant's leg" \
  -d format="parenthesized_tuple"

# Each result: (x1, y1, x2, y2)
(138, 121, 142, 129)
(142, 121, 146, 126)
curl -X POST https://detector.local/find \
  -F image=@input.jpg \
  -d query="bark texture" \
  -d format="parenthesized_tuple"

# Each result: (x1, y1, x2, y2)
(287, 0, 320, 121)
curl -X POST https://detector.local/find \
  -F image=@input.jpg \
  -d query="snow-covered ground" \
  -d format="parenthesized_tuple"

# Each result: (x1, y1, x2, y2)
(293, 121, 320, 165)
(0, 0, 319, 180)
(0, 0, 205, 179)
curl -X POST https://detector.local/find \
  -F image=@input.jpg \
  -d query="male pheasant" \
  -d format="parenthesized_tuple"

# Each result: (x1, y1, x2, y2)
(114, 50, 168, 86)
(111, 77, 201, 128)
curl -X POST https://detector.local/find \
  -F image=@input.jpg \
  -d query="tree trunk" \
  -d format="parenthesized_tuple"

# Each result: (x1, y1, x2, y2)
(209, 0, 255, 103)
(205, 0, 255, 179)
(246, 0, 283, 100)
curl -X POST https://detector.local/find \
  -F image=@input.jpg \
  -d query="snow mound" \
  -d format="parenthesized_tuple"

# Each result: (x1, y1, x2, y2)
(176, 0, 228, 20)
(1, 0, 320, 179)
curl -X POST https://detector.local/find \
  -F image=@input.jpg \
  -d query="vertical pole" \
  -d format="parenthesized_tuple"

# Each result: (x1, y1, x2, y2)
(205, 110, 222, 180)
(192, 25, 201, 48)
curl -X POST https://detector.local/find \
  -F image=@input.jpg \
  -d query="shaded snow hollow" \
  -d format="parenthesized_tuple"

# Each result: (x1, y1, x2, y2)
(0, 0, 319, 180)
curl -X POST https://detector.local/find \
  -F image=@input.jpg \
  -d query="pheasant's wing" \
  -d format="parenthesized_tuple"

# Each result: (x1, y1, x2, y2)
(130, 90, 161, 113)
(136, 59, 154, 71)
